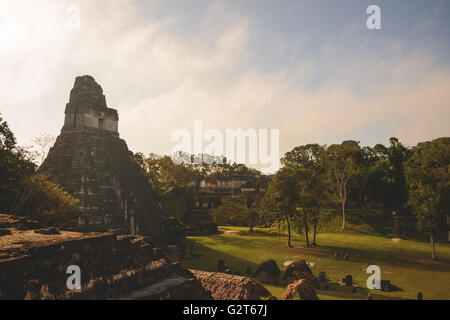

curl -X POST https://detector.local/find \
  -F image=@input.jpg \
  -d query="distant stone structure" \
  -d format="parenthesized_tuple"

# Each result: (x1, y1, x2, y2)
(40, 75, 178, 247)
(192, 174, 258, 210)
(185, 174, 264, 236)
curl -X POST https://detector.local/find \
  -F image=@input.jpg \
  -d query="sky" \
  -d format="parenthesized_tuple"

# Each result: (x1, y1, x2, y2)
(0, 0, 449, 172)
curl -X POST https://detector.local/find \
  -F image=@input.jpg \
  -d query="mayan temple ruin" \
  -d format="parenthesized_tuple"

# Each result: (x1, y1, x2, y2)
(40, 75, 172, 246)
(0, 214, 212, 299)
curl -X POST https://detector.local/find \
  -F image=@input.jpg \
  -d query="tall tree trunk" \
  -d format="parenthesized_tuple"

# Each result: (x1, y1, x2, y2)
(249, 211, 255, 233)
(303, 210, 309, 247)
(341, 199, 346, 230)
(447, 214, 450, 242)
(286, 215, 292, 248)
(431, 233, 437, 261)
(313, 220, 317, 246)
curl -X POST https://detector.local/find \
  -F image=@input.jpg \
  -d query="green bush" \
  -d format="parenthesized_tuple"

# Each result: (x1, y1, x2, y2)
(20, 174, 80, 227)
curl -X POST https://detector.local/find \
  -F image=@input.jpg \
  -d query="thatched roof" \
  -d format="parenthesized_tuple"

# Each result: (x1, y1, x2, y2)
(190, 270, 272, 300)
(283, 259, 312, 280)
(282, 279, 319, 300)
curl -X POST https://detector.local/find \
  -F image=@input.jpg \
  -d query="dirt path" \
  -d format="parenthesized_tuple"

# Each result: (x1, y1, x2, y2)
(218, 229, 241, 235)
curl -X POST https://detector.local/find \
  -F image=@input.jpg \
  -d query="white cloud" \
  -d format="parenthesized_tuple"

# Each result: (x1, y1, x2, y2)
(0, 0, 448, 173)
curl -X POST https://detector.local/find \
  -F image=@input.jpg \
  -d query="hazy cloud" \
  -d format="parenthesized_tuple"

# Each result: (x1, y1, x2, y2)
(0, 0, 449, 172)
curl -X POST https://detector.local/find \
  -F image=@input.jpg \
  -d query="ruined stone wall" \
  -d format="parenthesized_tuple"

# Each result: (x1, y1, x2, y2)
(0, 224, 210, 300)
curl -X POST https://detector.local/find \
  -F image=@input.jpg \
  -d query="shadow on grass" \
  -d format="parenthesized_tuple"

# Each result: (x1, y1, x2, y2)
(192, 230, 450, 273)
(264, 282, 409, 300)
(315, 244, 450, 273)
(201, 233, 287, 251)
(179, 238, 423, 300)
(315, 282, 409, 300)
(178, 238, 261, 276)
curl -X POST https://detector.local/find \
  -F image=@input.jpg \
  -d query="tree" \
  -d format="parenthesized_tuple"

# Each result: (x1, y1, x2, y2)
(1, 112, 80, 225)
(20, 174, 80, 227)
(0, 112, 16, 150)
(405, 137, 449, 260)
(135, 152, 269, 227)
(210, 194, 250, 227)
(262, 168, 298, 247)
(241, 172, 269, 233)
(385, 137, 410, 212)
(0, 112, 36, 214)
(282, 144, 329, 246)
(32, 133, 56, 165)
(135, 153, 197, 221)
(366, 138, 410, 212)
(326, 141, 361, 230)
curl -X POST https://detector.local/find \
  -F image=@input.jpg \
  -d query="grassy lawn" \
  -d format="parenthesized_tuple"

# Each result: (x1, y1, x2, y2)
(178, 226, 450, 300)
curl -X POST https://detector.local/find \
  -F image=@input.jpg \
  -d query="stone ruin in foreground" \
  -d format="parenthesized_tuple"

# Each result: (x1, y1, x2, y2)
(0, 215, 276, 300)
(0, 215, 210, 299)
(40, 75, 179, 247)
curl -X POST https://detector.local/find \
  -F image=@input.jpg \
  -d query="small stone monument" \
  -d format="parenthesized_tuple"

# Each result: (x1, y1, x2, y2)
(393, 211, 401, 238)
(319, 271, 327, 282)
(217, 259, 227, 272)
(343, 275, 352, 286)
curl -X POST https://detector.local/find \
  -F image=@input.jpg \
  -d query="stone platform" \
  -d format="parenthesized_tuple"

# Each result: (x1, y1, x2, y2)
(0, 215, 210, 300)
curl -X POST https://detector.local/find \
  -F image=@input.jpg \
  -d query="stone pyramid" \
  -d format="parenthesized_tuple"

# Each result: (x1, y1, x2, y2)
(40, 75, 170, 246)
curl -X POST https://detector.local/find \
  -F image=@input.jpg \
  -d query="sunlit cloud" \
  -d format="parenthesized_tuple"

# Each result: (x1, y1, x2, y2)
(0, 0, 449, 173)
